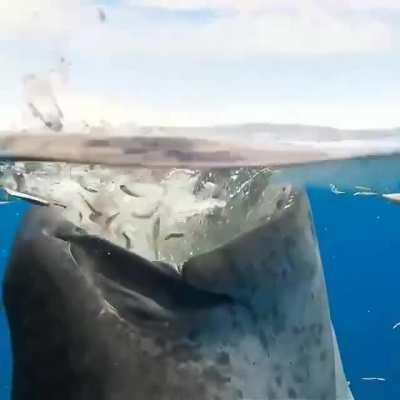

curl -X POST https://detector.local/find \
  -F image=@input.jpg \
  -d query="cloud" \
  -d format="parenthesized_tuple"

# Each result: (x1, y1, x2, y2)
(128, 0, 400, 13)
(127, 0, 289, 13)
(343, 0, 400, 11)
(0, 0, 96, 40)
(60, 1, 393, 60)
(0, 0, 395, 55)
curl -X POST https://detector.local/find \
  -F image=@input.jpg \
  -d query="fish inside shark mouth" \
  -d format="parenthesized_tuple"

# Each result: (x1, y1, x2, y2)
(3, 168, 354, 400)
(0, 165, 294, 264)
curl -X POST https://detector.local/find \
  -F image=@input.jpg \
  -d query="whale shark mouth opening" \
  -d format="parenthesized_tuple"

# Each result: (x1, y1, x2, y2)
(0, 163, 293, 266)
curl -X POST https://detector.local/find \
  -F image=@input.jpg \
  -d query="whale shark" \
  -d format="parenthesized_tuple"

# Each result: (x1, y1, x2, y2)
(3, 174, 353, 400)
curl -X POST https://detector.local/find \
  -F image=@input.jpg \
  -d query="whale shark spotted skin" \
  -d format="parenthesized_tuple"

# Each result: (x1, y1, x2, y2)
(3, 187, 353, 400)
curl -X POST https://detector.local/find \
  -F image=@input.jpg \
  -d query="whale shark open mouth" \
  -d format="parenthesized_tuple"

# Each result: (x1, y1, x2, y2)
(1, 164, 354, 400)
(0, 165, 291, 264)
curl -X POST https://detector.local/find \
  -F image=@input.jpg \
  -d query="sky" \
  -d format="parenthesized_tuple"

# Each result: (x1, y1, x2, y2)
(1, 0, 400, 130)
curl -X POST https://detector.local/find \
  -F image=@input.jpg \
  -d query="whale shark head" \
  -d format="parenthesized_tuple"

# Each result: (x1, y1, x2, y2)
(3, 167, 353, 400)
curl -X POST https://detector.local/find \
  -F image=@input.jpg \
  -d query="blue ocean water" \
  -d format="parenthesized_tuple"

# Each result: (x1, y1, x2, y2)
(0, 189, 398, 399)
(308, 187, 400, 400)
(0, 201, 30, 399)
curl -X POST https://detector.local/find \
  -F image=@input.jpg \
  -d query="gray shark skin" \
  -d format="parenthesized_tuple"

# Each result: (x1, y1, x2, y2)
(3, 189, 353, 400)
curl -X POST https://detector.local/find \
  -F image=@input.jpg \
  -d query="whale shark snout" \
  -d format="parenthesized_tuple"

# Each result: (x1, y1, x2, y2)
(3, 188, 353, 400)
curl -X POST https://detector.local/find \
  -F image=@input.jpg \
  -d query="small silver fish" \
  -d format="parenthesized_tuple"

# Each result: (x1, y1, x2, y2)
(353, 191, 378, 197)
(153, 216, 160, 259)
(382, 193, 400, 203)
(392, 322, 400, 330)
(329, 184, 345, 195)
(4, 187, 50, 206)
(79, 194, 102, 221)
(81, 185, 98, 193)
(361, 377, 386, 382)
(105, 212, 120, 227)
(120, 185, 141, 198)
(122, 232, 132, 250)
(355, 186, 372, 192)
(164, 233, 184, 241)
